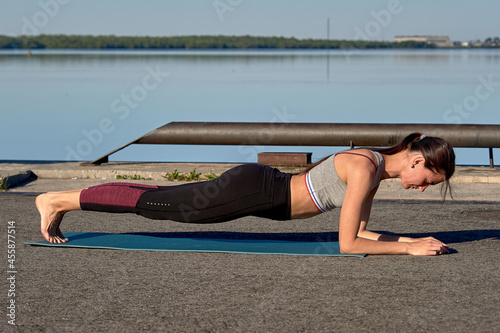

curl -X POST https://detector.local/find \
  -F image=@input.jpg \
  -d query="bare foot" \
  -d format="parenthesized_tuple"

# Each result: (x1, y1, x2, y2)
(36, 193, 68, 243)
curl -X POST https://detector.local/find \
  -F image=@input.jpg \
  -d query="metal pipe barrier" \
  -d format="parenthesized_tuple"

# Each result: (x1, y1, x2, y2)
(88, 122, 500, 167)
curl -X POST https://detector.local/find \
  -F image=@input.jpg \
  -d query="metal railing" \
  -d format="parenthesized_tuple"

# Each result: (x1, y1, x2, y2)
(88, 122, 500, 167)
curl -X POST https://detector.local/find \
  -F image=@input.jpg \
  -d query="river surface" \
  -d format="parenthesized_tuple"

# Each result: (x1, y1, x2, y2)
(1, 49, 499, 165)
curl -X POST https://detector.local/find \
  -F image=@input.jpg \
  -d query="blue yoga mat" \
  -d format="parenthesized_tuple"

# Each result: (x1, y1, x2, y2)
(24, 232, 365, 257)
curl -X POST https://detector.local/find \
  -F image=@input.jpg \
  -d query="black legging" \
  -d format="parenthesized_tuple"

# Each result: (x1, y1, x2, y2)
(80, 164, 292, 223)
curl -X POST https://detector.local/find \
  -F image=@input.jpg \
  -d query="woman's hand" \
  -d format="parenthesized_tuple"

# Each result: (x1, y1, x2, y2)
(406, 237, 449, 255)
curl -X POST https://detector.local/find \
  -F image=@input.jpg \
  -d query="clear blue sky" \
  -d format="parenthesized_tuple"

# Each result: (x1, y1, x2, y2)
(1, 0, 498, 42)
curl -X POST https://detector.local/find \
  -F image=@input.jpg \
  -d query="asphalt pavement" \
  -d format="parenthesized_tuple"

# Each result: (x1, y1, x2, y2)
(0, 161, 499, 332)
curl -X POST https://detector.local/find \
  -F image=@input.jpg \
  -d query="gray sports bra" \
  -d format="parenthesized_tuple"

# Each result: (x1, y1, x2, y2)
(305, 150, 384, 212)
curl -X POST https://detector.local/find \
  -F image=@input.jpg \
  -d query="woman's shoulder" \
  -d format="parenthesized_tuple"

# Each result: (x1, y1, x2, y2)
(334, 149, 379, 183)
(335, 149, 378, 166)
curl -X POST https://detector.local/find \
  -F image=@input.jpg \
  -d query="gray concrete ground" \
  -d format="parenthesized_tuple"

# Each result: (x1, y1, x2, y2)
(0, 161, 499, 332)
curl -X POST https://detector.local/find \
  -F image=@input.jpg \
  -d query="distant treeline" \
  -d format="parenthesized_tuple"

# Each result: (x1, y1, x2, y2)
(0, 34, 436, 50)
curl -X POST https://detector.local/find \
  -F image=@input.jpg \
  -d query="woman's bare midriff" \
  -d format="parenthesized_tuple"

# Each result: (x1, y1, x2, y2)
(290, 174, 323, 219)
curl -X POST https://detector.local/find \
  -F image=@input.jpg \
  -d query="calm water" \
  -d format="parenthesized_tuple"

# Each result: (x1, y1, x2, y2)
(1, 49, 499, 165)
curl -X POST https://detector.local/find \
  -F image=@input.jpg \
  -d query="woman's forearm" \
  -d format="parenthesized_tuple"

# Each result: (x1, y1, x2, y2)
(357, 230, 414, 243)
(342, 234, 449, 255)
(340, 236, 409, 255)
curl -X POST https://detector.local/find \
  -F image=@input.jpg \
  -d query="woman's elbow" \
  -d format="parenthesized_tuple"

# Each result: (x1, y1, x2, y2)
(339, 241, 358, 254)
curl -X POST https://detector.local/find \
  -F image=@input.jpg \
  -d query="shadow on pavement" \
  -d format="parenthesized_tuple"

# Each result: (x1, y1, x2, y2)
(127, 229, 500, 244)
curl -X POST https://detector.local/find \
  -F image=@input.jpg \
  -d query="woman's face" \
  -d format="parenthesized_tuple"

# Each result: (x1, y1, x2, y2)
(402, 157, 446, 192)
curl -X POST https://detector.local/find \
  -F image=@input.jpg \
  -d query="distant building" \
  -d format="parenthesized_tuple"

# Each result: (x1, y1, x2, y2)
(394, 35, 451, 47)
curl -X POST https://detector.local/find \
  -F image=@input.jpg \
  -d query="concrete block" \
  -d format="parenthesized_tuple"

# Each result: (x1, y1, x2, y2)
(0, 170, 37, 189)
(258, 152, 312, 167)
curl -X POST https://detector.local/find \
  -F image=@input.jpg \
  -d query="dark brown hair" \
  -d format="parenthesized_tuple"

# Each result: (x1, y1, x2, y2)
(373, 132, 455, 199)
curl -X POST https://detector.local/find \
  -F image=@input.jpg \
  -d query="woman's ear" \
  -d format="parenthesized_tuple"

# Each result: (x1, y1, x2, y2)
(411, 154, 425, 168)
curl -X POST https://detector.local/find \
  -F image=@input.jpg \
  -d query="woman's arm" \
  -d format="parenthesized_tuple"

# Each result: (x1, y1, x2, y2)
(338, 161, 448, 255)
(356, 186, 415, 243)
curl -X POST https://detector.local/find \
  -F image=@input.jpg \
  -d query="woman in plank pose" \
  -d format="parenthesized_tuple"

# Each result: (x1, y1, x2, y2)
(36, 132, 455, 255)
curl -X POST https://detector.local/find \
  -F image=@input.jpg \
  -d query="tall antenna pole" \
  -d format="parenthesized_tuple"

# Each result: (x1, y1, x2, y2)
(327, 17, 330, 40)
(326, 17, 330, 81)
